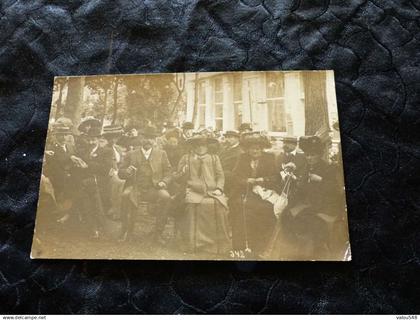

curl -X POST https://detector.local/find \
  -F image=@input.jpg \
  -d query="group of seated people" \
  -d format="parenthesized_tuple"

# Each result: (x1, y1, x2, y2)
(39, 115, 349, 260)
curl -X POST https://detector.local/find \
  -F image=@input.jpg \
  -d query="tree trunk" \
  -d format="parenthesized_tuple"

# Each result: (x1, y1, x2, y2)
(54, 79, 65, 120)
(102, 87, 108, 125)
(304, 72, 329, 135)
(191, 73, 199, 126)
(112, 78, 119, 124)
(303, 72, 331, 160)
(168, 73, 185, 121)
(65, 76, 85, 130)
(57, 81, 64, 113)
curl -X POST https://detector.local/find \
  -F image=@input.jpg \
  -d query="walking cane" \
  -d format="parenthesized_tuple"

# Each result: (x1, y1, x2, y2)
(241, 183, 252, 254)
(92, 174, 105, 237)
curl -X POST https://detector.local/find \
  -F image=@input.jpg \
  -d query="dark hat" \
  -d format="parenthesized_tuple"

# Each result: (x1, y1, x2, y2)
(117, 135, 142, 148)
(85, 126, 102, 138)
(77, 117, 101, 134)
(52, 124, 72, 135)
(240, 132, 272, 149)
(238, 123, 253, 132)
(182, 121, 194, 130)
(102, 125, 123, 137)
(186, 133, 218, 146)
(123, 119, 143, 133)
(299, 136, 323, 155)
(165, 128, 181, 140)
(197, 128, 215, 138)
(281, 136, 298, 144)
(140, 126, 159, 138)
(224, 130, 240, 138)
(55, 116, 73, 129)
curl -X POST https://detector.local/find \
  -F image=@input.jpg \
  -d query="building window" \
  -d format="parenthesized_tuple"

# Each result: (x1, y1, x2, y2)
(214, 77, 223, 130)
(266, 72, 286, 132)
(198, 81, 206, 127)
(233, 73, 243, 129)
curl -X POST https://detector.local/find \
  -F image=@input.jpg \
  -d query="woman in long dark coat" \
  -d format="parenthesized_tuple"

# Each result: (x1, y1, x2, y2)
(176, 134, 231, 257)
(230, 133, 280, 257)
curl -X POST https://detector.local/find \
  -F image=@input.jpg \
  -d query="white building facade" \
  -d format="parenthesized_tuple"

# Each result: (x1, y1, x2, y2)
(184, 71, 338, 138)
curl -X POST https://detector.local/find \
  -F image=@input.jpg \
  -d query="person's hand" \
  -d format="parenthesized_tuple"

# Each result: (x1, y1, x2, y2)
(283, 162, 296, 172)
(70, 155, 86, 168)
(131, 129, 138, 137)
(78, 159, 88, 168)
(157, 181, 167, 189)
(212, 189, 222, 196)
(127, 165, 137, 176)
(255, 177, 264, 184)
(181, 164, 189, 174)
(309, 173, 322, 182)
(247, 178, 256, 184)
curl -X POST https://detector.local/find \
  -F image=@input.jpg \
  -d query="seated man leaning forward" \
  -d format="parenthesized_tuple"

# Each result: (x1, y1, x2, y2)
(118, 126, 173, 243)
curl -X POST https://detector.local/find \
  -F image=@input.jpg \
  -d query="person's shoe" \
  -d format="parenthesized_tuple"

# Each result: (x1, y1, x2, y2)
(57, 214, 70, 224)
(118, 231, 129, 242)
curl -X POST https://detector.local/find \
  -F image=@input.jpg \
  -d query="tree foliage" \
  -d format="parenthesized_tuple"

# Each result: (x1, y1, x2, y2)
(54, 74, 185, 128)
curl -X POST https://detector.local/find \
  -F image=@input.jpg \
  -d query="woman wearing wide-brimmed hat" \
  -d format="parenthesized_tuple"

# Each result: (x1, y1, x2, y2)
(175, 133, 231, 256)
(230, 133, 280, 258)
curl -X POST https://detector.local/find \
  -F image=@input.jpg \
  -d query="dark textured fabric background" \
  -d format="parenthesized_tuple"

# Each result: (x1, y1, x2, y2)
(0, 0, 419, 314)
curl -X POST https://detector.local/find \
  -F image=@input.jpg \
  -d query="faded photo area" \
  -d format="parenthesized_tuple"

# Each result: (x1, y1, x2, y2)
(31, 71, 351, 261)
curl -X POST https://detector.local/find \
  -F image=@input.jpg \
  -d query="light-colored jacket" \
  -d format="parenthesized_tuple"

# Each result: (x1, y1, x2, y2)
(177, 153, 227, 207)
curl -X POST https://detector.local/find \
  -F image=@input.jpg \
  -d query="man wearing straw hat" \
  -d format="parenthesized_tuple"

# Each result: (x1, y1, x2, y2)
(102, 125, 125, 220)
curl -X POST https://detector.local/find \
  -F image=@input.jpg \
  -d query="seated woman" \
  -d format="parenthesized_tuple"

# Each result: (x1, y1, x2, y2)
(230, 133, 279, 258)
(176, 133, 231, 257)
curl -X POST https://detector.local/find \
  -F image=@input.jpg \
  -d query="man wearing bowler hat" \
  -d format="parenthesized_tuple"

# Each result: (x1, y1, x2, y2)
(43, 124, 77, 223)
(180, 121, 194, 141)
(277, 136, 307, 182)
(118, 126, 173, 243)
(73, 125, 114, 238)
(219, 130, 243, 196)
(238, 123, 253, 135)
(177, 121, 195, 156)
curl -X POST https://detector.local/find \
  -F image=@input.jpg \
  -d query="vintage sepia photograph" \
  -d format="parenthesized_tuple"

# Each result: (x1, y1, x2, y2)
(31, 70, 350, 261)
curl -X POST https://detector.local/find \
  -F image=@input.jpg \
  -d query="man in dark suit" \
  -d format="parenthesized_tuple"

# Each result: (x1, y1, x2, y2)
(43, 124, 77, 224)
(178, 121, 195, 156)
(72, 126, 114, 238)
(277, 137, 306, 174)
(118, 126, 173, 243)
(276, 136, 307, 204)
(238, 123, 253, 135)
(162, 128, 183, 170)
(219, 130, 243, 196)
